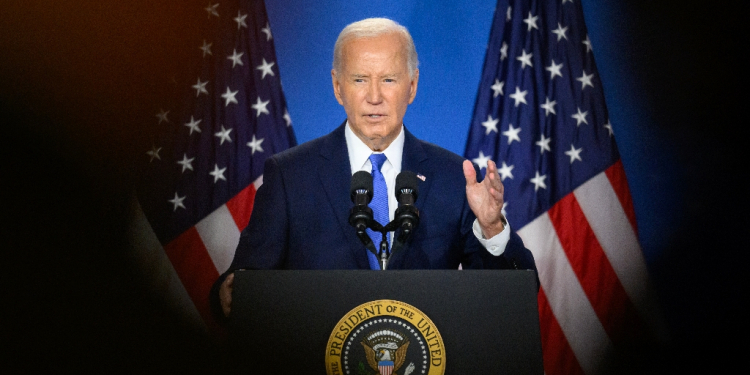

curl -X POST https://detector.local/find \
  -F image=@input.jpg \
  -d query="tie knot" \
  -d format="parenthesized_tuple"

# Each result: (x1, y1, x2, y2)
(369, 153, 387, 172)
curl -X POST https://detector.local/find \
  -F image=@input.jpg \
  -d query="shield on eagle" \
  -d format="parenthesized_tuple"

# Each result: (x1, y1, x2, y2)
(361, 329, 410, 375)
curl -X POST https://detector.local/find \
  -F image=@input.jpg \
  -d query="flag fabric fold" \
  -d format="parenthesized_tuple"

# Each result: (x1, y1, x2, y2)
(136, 0, 296, 330)
(465, 1, 662, 373)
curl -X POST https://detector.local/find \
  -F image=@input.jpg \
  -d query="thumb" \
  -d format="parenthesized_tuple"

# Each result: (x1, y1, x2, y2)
(462, 160, 477, 186)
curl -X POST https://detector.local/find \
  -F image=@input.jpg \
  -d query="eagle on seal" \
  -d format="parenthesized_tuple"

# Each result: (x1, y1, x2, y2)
(361, 335, 409, 375)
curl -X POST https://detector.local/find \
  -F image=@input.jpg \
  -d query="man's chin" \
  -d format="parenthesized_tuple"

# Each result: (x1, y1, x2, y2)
(364, 134, 397, 152)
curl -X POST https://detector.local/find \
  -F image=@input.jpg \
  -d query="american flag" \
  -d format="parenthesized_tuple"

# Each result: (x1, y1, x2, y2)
(465, 1, 663, 373)
(135, 0, 296, 330)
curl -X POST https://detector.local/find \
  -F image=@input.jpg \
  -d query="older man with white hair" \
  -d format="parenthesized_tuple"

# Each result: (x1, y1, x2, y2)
(211, 18, 536, 322)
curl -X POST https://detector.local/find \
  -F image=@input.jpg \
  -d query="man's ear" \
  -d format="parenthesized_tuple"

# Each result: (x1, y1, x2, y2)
(332, 69, 344, 105)
(408, 69, 419, 104)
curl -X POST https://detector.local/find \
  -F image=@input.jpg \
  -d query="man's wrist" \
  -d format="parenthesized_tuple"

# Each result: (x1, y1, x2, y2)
(480, 215, 507, 239)
(473, 217, 511, 256)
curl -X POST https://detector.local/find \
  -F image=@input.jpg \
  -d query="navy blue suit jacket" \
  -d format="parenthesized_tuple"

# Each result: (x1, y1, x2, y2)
(210, 124, 536, 319)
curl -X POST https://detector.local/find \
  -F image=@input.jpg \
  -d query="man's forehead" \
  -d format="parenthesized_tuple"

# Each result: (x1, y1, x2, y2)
(341, 33, 406, 53)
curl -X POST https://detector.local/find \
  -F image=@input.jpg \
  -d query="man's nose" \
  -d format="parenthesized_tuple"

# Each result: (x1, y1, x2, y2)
(366, 81, 383, 104)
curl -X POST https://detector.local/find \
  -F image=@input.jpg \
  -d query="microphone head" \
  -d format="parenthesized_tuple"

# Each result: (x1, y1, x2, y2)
(350, 170, 374, 203)
(395, 170, 419, 201)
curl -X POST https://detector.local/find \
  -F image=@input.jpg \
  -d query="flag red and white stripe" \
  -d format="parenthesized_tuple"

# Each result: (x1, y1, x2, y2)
(134, 0, 295, 332)
(520, 161, 663, 374)
(464, 1, 664, 373)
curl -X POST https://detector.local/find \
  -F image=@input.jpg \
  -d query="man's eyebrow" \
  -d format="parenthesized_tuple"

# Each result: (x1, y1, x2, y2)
(349, 73, 400, 79)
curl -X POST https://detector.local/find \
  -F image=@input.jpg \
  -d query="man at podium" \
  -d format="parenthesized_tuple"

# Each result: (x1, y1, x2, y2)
(210, 18, 536, 323)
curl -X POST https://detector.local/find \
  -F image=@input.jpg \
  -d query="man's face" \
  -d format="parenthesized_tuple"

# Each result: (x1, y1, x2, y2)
(332, 32, 419, 151)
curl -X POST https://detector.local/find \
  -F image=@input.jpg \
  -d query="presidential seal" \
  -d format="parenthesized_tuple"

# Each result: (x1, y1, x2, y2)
(326, 300, 445, 375)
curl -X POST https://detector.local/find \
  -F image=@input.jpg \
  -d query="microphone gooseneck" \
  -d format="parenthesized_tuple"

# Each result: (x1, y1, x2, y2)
(394, 170, 420, 242)
(349, 171, 376, 251)
(348, 170, 422, 270)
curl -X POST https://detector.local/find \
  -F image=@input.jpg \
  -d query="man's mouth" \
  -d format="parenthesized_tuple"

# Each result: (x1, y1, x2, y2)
(367, 114, 384, 118)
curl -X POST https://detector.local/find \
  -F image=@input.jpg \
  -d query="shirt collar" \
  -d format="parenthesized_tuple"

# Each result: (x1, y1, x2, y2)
(345, 121, 404, 173)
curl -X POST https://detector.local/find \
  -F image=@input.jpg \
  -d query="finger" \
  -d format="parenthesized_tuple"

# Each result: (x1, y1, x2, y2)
(486, 159, 496, 177)
(462, 160, 477, 186)
(486, 160, 499, 183)
(220, 273, 235, 317)
(485, 160, 503, 190)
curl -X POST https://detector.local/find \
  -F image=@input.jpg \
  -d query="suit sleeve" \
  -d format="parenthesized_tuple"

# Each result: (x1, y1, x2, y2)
(459, 164, 538, 276)
(209, 156, 290, 324)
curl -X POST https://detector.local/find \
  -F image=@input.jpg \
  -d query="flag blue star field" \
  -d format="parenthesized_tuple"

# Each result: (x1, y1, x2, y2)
(136, 0, 296, 328)
(465, 1, 663, 373)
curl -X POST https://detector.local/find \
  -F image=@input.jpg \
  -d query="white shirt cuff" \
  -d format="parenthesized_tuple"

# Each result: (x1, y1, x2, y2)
(472, 218, 511, 256)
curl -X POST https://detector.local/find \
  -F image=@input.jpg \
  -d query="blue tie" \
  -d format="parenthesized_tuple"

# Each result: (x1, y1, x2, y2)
(366, 153, 389, 270)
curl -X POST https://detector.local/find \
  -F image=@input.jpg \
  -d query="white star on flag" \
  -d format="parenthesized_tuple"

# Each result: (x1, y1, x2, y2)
(234, 11, 248, 30)
(214, 125, 233, 145)
(491, 79, 505, 97)
(498, 161, 514, 180)
(256, 58, 275, 79)
(168, 192, 186, 211)
(529, 171, 547, 191)
(205, 3, 219, 18)
(177, 154, 195, 173)
(472, 151, 491, 170)
(523, 12, 539, 31)
(147, 145, 161, 162)
(517, 50, 533, 69)
(564, 144, 583, 164)
(228, 49, 244, 68)
(572, 107, 589, 126)
(184, 116, 202, 135)
(546, 60, 563, 80)
(193, 78, 208, 97)
(209, 164, 227, 183)
(156, 109, 169, 124)
(577, 71, 595, 90)
(261, 23, 272, 41)
(583, 34, 593, 52)
(252, 96, 270, 117)
(481, 115, 499, 135)
(540, 97, 557, 116)
(535, 134, 551, 154)
(221, 87, 239, 106)
(509, 86, 528, 106)
(200, 40, 212, 57)
(247, 134, 265, 155)
(552, 23, 569, 41)
(502, 123, 521, 144)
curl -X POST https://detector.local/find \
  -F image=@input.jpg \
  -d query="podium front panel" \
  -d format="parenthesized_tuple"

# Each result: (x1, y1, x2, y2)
(230, 270, 542, 374)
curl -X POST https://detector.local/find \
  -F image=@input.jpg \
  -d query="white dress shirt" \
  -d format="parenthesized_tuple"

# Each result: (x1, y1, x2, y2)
(344, 123, 511, 256)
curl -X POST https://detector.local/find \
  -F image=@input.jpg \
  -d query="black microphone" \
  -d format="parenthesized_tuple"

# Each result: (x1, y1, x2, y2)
(394, 171, 420, 242)
(349, 171, 376, 250)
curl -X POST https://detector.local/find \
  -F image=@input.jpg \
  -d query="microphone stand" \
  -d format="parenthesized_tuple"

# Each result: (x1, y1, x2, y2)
(376, 220, 408, 270)
(379, 231, 389, 270)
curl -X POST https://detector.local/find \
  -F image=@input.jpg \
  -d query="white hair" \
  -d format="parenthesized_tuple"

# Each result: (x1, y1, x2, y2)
(332, 18, 419, 78)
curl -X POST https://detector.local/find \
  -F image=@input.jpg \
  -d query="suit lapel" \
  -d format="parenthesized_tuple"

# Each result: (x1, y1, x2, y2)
(318, 123, 371, 269)
(401, 128, 433, 210)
